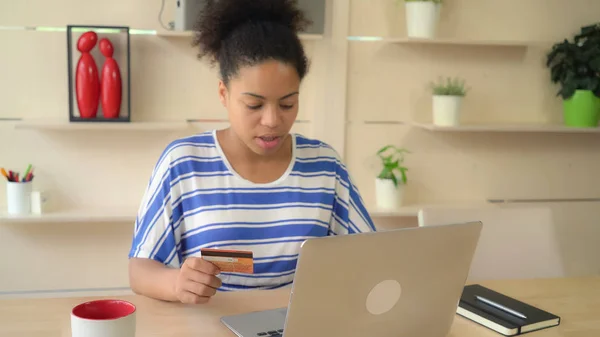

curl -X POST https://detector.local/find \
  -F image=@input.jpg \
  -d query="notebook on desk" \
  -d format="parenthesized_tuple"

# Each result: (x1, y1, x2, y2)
(457, 284, 560, 336)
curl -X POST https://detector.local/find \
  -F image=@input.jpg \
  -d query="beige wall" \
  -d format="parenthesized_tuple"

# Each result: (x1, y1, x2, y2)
(1, 0, 599, 295)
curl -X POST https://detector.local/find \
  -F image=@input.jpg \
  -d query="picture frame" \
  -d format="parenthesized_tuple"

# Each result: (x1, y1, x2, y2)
(66, 25, 131, 123)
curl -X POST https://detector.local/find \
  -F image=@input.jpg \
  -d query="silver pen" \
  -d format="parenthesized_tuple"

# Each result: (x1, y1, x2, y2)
(475, 295, 528, 320)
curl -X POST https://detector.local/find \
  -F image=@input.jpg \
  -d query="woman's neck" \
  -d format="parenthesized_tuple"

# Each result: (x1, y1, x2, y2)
(219, 128, 292, 164)
(217, 128, 294, 184)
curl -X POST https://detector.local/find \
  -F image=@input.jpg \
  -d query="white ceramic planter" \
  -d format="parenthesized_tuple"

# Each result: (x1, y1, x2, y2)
(433, 95, 462, 126)
(375, 178, 404, 210)
(405, 2, 440, 39)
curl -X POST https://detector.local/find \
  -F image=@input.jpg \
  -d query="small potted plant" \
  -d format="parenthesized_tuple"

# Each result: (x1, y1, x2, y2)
(375, 145, 409, 210)
(402, 0, 443, 39)
(431, 76, 468, 126)
(546, 24, 600, 127)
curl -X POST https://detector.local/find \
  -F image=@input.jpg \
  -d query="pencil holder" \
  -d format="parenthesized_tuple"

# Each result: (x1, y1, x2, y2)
(6, 181, 32, 215)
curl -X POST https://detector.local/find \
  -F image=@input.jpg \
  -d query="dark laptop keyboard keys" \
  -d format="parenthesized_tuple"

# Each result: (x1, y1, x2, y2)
(256, 329, 283, 337)
(257, 330, 283, 336)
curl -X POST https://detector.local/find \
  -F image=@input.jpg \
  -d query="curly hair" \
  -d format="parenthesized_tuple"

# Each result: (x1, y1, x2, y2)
(192, 0, 311, 85)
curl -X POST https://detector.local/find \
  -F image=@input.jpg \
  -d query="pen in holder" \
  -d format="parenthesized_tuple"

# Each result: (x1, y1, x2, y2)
(7, 181, 32, 215)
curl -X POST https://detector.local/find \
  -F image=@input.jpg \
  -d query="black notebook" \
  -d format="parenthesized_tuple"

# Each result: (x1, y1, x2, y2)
(456, 284, 560, 336)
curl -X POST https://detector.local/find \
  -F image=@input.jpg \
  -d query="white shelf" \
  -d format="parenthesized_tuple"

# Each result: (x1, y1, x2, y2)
(0, 207, 413, 222)
(390, 37, 531, 47)
(369, 206, 424, 217)
(347, 36, 533, 47)
(368, 202, 495, 218)
(0, 203, 492, 223)
(15, 120, 190, 131)
(0, 208, 136, 224)
(1, 207, 417, 222)
(412, 123, 600, 134)
(158, 30, 323, 41)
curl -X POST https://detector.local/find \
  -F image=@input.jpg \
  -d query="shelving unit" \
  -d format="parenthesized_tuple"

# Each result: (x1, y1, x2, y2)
(14, 119, 190, 131)
(369, 205, 424, 217)
(411, 123, 600, 134)
(347, 120, 406, 125)
(0, 204, 492, 224)
(12, 119, 313, 131)
(0, 208, 136, 224)
(346, 36, 535, 47)
(346, 121, 600, 134)
(369, 202, 493, 218)
(158, 30, 324, 41)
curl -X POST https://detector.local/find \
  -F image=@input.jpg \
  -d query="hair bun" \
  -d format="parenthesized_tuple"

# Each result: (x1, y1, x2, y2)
(193, 0, 311, 63)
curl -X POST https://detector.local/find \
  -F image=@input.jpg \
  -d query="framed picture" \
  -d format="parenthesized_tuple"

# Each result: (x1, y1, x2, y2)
(66, 25, 131, 122)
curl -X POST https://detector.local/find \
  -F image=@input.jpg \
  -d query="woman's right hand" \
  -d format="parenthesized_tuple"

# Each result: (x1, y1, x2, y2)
(175, 257, 222, 304)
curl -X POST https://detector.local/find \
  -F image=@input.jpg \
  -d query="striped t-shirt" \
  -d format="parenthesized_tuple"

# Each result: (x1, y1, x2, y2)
(129, 130, 376, 291)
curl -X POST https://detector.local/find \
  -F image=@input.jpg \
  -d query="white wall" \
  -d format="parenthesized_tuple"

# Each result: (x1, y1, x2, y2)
(1, 0, 599, 295)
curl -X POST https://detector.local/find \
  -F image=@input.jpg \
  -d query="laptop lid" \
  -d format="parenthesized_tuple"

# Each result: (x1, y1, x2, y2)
(281, 221, 482, 337)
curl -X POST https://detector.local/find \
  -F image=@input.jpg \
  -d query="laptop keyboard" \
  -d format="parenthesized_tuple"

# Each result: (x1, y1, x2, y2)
(257, 329, 284, 336)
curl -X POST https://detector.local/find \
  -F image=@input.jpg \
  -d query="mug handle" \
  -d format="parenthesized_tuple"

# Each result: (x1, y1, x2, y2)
(30, 191, 47, 214)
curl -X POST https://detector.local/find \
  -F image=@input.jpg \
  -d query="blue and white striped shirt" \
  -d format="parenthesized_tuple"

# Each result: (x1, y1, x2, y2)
(129, 130, 376, 291)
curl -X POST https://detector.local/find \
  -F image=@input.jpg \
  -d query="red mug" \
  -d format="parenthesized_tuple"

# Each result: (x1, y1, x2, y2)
(71, 299, 136, 337)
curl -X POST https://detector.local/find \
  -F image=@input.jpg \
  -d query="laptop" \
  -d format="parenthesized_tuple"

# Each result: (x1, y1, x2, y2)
(221, 221, 483, 337)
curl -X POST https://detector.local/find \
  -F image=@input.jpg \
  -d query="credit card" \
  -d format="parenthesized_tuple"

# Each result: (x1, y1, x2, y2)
(200, 248, 254, 274)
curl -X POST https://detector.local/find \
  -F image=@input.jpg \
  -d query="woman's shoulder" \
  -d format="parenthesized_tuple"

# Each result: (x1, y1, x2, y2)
(161, 130, 219, 160)
(292, 133, 349, 176)
(293, 133, 341, 160)
(149, 131, 220, 176)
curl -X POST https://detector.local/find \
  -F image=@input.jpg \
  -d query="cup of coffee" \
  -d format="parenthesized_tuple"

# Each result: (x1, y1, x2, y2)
(71, 299, 136, 337)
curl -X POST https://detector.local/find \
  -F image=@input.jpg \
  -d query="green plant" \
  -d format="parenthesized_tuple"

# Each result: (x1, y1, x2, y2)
(546, 23, 600, 100)
(430, 76, 468, 96)
(376, 145, 410, 187)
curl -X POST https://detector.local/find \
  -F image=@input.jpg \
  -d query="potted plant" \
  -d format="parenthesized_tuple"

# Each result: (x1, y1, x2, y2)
(375, 145, 409, 210)
(546, 24, 600, 127)
(402, 0, 443, 39)
(430, 76, 468, 126)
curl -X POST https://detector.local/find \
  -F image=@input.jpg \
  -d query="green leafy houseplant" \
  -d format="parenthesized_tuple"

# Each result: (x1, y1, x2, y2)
(376, 145, 409, 187)
(546, 23, 600, 100)
(431, 77, 469, 96)
(546, 23, 600, 127)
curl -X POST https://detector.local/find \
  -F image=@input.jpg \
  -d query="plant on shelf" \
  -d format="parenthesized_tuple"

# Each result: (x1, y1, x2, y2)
(400, 0, 443, 39)
(546, 23, 600, 128)
(375, 145, 410, 210)
(430, 76, 469, 126)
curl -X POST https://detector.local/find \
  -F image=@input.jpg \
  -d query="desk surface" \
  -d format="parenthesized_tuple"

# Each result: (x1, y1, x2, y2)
(0, 277, 599, 337)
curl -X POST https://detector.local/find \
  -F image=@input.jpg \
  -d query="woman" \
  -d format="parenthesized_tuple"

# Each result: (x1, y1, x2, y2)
(128, 0, 375, 304)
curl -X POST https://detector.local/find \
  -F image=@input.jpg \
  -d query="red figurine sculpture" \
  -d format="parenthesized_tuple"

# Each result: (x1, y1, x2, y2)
(99, 38, 122, 119)
(75, 31, 100, 118)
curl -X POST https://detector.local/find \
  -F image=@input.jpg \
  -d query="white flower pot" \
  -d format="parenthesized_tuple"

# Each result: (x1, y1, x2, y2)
(375, 178, 405, 210)
(433, 95, 462, 126)
(405, 2, 440, 39)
